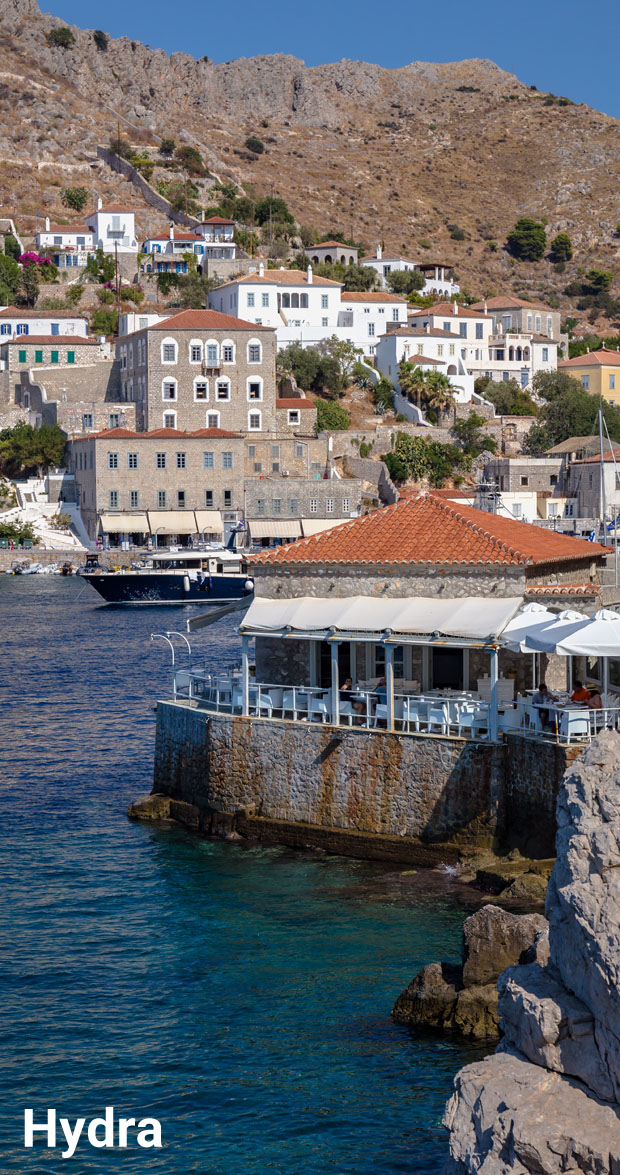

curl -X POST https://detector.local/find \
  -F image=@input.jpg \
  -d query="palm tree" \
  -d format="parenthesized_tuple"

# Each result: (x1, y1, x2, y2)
(398, 361, 428, 409)
(421, 371, 456, 420)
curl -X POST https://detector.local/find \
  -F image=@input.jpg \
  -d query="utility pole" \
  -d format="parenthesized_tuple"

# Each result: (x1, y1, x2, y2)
(114, 242, 120, 317)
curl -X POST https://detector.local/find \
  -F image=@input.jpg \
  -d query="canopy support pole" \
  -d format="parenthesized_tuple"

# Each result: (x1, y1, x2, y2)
(385, 643, 395, 731)
(489, 647, 499, 742)
(603, 656, 609, 705)
(331, 641, 340, 726)
(241, 634, 250, 717)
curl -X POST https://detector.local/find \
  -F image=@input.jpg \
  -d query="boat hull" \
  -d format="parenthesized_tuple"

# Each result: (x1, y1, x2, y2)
(83, 572, 253, 605)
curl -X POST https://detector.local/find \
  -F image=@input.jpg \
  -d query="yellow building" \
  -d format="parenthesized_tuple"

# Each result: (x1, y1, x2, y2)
(558, 348, 620, 404)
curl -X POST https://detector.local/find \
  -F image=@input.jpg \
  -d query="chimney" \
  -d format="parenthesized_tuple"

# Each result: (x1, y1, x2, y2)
(483, 299, 488, 314)
(425, 322, 430, 334)
(169, 224, 174, 240)
(97, 197, 103, 211)
(452, 299, 458, 314)
(377, 244, 382, 260)
(307, 264, 313, 285)
(45, 216, 50, 232)
(258, 261, 265, 277)
(201, 209, 205, 221)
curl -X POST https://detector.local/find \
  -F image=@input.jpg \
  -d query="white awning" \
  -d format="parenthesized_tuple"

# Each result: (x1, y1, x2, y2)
(194, 510, 224, 534)
(499, 603, 557, 652)
(249, 519, 302, 539)
(99, 512, 149, 532)
(524, 609, 590, 653)
(549, 609, 620, 657)
(301, 518, 350, 537)
(147, 510, 197, 535)
(241, 595, 523, 644)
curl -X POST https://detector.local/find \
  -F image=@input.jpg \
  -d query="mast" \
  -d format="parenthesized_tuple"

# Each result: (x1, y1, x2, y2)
(599, 402, 607, 544)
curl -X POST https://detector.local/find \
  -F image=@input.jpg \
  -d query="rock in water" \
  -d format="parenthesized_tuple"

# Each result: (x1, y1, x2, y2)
(443, 732, 620, 1173)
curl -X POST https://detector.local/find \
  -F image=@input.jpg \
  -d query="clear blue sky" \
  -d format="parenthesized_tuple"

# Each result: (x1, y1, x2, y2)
(50, 0, 620, 119)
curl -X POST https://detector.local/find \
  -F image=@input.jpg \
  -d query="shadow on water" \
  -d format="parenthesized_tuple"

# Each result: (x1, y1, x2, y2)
(0, 578, 486, 1173)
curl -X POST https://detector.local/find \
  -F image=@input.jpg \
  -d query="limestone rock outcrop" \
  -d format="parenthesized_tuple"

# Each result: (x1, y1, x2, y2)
(443, 732, 620, 1173)
(393, 905, 546, 1040)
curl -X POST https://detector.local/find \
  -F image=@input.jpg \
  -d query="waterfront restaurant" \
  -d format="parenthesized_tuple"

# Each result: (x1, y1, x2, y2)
(179, 492, 620, 744)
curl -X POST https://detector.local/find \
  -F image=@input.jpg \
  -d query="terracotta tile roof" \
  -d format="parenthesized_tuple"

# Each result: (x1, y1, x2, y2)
(250, 491, 608, 568)
(341, 292, 406, 303)
(570, 448, 620, 465)
(150, 309, 273, 332)
(4, 334, 99, 345)
(390, 325, 462, 338)
(276, 397, 315, 409)
(88, 205, 134, 214)
(410, 302, 492, 319)
(526, 583, 600, 598)
(201, 216, 235, 224)
(558, 350, 620, 368)
(0, 306, 87, 319)
(392, 353, 443, 364)
(470, 295, 556, 313)
(36, 225, 92, 235)
(71, 426, 243, 441)
(216, 268, 341, 289)
(311, 240, 354, 249)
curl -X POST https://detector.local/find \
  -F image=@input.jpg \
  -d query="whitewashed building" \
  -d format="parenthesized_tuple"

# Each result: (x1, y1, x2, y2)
(374, 325, 475, 405)
(35, 218, 95, 269)
(0, 306, 90, 338)
(361, 246, 460, 297)
(85, 200, 138, 255)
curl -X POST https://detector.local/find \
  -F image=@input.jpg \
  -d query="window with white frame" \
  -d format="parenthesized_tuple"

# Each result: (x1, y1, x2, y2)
(162, 379, 177, 401)
(222, 451, 233, 469)
(326, 499, 334, 513)
(309, 498, 318, 513)
(368, 323, 375, 337)
(321, 317, 328, 327)
(156, 452, 166, 469)
(130, 490, 139, 508)
(189, 342, 202, 363)
(157, 490, 167, 508)
(342, 498, 350, 513)
(321, 295, 328, 309)
(261, 292, 269, 307)
(535, 315, 541, 332)
(207, 411, 220, 429)
(392, 308, 399, 321)
(546, 315, 553, 336)
(222, 343, 234, 363)
(527, 314, 533, 330)
(205, 342, 218, 366)
(82, 413, 93, 430)
(248, 411, 261, 430)
(176, 451, 186, 470)
(272, 498, 282, 514)
(108, 452, 118, 470)
(163, 411, 177, 428)
(248, 342, 262, 363)
(288, 410, 300, 425)
(542, 347, 549, 362)
(161, 340, 177, 363)
(127, 452, 138, 470)
(247, 379, 262, 400)
(194, 379, 208, 401)
(216, 380, 230, 401)
(247, 292, 255, 307)
(109, 490, 118, 508)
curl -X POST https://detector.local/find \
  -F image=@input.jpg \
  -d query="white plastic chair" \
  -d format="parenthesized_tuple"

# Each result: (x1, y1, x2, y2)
(497, 708, 521, 733)
(374, 699, 404, 728)
(427, 702, 448, 734)
(339, 700, 356, 725)
(310, 696, 330, 723)
(403, 700, 426, 732)
(560, 710, 590, 743)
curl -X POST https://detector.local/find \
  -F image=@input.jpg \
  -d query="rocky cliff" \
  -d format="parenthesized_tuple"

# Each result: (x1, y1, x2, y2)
(3, 0, 620, 310)
(443, 732, 620, 1174)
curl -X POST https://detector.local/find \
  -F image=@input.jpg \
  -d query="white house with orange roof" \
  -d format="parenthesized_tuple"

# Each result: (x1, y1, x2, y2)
(85, 198, 138, 254)
(374, 323, 476, 419)
(35, 217, 95, 269)
(208, 264, 407, 356)
(361, 246, 460, 297)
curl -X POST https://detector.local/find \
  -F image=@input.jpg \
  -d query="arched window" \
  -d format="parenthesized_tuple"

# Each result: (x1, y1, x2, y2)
(189, 339, 202, 363)
(291, 293, 299, 308)
(247, 339, 262, 364)
(221, 339, 235, 364)
(516, 347, 522, 361)
(282, 293, 290, 308)
(447, 365, 457, 375)
(508, 347, 514, 361)
(324, 254, 332, 264)
(161, 337, 177, 364)
(205, 340, 219, 367)
(247, 377, 263, 401)
(340, 255, 346, 265)
(162, 378, 177, 401)
(194, 378, 209, 402)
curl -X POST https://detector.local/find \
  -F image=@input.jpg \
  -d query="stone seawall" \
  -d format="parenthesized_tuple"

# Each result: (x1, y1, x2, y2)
(147, 704, 573, 861)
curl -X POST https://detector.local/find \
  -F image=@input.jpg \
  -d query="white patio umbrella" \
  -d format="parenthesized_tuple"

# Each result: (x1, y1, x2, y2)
(554, 610, 620, 703)
(499, 603, 557, 653)
(523, 609, 590, 654)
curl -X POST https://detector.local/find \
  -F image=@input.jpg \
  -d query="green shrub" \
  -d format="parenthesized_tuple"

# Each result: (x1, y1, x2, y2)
(4, 234, 21, 261)
(159, 138, 176, 156)
(91, 308, 118, 336)
(316, 399, 351, 431)
(174, 145, 205, 175)
(46, 27, 75, 48)
(61, 186, 88, 212)
(245, 137, 265, 154)
(549, 232, 573, 262)
(506, 217, 546, 261)
(0, 422, 67, 478)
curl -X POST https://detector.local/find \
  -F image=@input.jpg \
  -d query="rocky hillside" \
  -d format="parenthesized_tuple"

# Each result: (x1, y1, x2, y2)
(3, 0, 620, 317)
(444, 732, 620, 1173)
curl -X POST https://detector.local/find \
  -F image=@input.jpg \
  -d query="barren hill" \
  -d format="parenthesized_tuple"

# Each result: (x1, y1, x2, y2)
(2, 0, 620, 314)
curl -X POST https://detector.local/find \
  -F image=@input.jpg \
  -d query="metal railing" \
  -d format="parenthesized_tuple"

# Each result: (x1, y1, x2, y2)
(514, 700, 620, 744)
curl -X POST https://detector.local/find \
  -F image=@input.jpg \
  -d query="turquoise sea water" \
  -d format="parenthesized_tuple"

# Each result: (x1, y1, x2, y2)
(1, 577, 484, 1173)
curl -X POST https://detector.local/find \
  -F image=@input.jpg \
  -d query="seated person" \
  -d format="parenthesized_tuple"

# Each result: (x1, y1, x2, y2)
(587, 688, 603, 710)
(531, 682, 557, 728)
(340, 677, 364, 718)
(571, 680, 591, 704)
(375, 676, 387, 704)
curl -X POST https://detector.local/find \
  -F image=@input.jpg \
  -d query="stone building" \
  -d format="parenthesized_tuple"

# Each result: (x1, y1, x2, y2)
(0, 335, 105, 373)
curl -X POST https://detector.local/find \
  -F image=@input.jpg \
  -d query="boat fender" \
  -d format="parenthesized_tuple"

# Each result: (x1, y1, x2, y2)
(244, 578, 254, 594)
(183, 575, 191, 592)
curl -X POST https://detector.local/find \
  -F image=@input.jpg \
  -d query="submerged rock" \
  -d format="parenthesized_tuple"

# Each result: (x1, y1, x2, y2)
(443, 732, 620, 1173)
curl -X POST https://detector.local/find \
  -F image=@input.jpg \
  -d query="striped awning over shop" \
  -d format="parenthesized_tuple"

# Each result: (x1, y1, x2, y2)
(99, 513, 149, 532)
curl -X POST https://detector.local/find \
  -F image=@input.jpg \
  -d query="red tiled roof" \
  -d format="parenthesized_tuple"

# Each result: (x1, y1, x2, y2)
(410, 302, 492, 319)
(0, 306, 87, 319)
(276, 397, 315, 409)
(150, 309, 273, 332)
(4, 334, 99, 345)
(146, 231, 203, 242)
(201, 216, 235, 225)
(470, 295, 556, 313)
(558, 350, 620, 368)
(70, 427, 243, 441)
(341, 291, 406, 303)
(312, 241, 354, 249)
(527, 583, 600, 597)
(250, 491, 608, 568)
(388, 326, 462, 338)
(36, 225, 92, 235)
(216, 268, 341, 290)
(570, 448, 620, 465)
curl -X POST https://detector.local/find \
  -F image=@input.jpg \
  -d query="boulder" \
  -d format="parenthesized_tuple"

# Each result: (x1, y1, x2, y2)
(461, 905, 547, 986)
(452, 984, 499, 1040)
(127, 793, 171, 821)
(392, 962, 461, 1029)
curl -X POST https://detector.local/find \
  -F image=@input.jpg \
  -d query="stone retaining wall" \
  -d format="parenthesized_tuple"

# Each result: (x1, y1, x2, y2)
(150, 704, 573, 860)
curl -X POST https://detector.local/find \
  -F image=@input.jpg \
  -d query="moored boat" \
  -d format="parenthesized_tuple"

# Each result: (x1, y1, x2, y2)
(82, 547, 254, 605)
